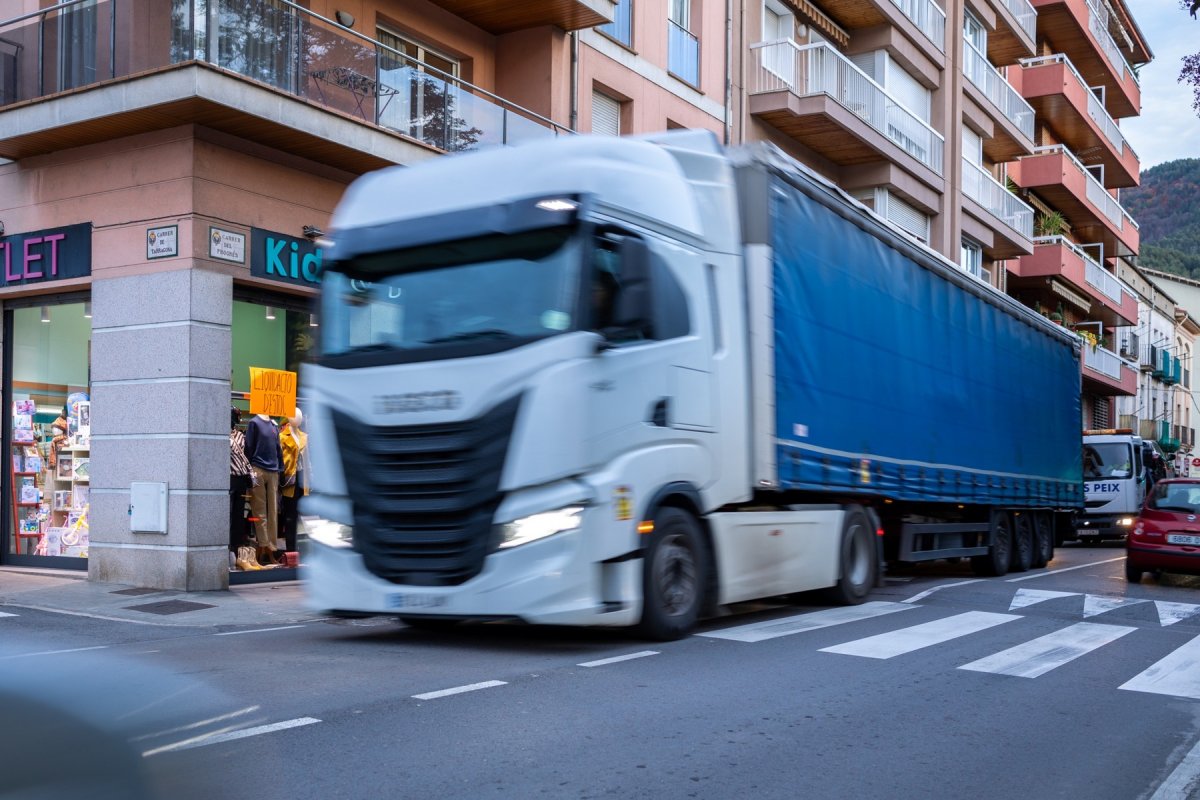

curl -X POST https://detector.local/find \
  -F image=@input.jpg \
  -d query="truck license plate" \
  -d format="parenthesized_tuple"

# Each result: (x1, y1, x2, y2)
(1166, 534, 1200, 546)
(387, 593, 446, 610)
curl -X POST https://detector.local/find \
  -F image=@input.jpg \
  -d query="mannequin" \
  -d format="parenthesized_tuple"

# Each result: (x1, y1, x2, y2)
(279, 409, 310, 558)
(228, 408, 257, 570)
(244, 412, 284, 566)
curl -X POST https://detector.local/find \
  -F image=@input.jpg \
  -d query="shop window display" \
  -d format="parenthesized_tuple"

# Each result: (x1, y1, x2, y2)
(7, 303, 91, 560)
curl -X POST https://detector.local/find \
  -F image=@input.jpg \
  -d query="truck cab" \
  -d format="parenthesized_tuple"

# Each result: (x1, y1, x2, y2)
(1078, 429, 1145, 541)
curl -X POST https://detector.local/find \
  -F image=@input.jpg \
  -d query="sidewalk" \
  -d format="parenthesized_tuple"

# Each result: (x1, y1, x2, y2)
(0, 567, 322, 628)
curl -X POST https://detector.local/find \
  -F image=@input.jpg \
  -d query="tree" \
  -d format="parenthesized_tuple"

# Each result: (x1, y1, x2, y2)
(1185, 0, 1200, 114)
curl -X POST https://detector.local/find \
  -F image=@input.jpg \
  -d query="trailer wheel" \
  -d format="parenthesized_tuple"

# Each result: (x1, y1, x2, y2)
(971, 513, 1011, 577)
(1009, 513, 1033, 573)
(822, 507, 876, 605)
(1030, 513, 1053, 568)
(638, 507, 706, 641)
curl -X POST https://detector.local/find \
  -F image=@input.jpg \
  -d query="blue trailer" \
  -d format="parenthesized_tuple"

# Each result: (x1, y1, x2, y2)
(303, 131, 1084, 638)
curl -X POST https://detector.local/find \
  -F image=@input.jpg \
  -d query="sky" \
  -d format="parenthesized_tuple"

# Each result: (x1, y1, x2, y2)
(1120, 0, 1200, 168)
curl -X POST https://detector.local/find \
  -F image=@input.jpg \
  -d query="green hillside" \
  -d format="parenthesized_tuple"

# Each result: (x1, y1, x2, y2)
(1122, 158, 1200, 277)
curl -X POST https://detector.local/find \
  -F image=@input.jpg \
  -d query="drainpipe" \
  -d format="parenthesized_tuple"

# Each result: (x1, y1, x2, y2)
(724, 0, 732, 145)
(570, 30, 579, 132)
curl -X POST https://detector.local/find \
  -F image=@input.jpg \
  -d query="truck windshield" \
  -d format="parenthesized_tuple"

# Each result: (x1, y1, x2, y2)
(1083, 443, 1133, 480)
(320, 228, 581, 359)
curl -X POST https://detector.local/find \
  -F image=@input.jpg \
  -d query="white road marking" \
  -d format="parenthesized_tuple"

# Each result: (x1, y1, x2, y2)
(1154, 601, 1200, 627)
(0, 645, 109, 660)
(1149, 733, 1200, 800)
(413, 680, 507, 700)
(1120, 634, 1200, 700)
(578, 651, 659, 668)
(143, 717, 321, 756)
(902, 580, 983, 604)
(1009, 588, 1079, 611)
(1083, 595, 1149, 618)
(0, 611, 16, 618)
(959, 622, 1136, 678)
(214, 625, 307, 636)
(820, 611, 1021, 659)
(1006, 557, 1125, 582)
(699, 601, 918, 643)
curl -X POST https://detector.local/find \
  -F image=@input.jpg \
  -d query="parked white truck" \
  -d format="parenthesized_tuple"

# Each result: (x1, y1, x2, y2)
(300, 131, 1083, 639)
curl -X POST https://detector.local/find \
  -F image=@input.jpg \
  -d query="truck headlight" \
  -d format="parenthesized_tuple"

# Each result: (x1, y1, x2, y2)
(1118, 517, 1135, 527)
(498, 506, 584, 550)
(305, 516, 353, 548)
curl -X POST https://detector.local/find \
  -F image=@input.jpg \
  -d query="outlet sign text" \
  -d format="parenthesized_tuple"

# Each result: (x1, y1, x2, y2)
(0, 223, 92, 288)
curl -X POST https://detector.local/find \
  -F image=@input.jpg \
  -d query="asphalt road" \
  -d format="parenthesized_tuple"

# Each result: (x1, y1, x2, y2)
(3, 544, 1200, 800)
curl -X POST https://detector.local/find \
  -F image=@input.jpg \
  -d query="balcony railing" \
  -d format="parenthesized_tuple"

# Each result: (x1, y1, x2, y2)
(749, 40, 945, 175)
(1033, 234, 1124, 303)
(1119, 331, 1139, 360)
(1020, 54, 1131, 158)
(1003, 0, 1037, 42)
(0, 0, 568, 153)
(1029, 145, 1136, 231)
(668, 19, 700, 87)
(963, 42, 1034, 140)
(961, 157, 1034, 238)
(1083, 343, 1123, 380)
(890, 0, 946, 51)
(1086, 0, 1138, 86)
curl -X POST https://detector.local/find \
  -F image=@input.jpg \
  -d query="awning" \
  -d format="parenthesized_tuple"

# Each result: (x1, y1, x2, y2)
(1050, 278, 1092, 313)
(785, 0, 850, 48)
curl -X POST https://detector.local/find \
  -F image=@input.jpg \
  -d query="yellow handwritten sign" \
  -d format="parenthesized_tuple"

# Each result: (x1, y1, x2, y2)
(249, 367, 297, 417)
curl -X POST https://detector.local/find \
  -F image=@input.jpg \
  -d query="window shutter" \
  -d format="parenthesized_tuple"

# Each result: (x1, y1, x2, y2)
(882, 191, 930, 243)
(592, 91, 621, 136)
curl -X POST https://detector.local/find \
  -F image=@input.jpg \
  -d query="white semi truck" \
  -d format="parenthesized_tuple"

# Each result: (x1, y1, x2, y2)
(300, 131, 1083, 639)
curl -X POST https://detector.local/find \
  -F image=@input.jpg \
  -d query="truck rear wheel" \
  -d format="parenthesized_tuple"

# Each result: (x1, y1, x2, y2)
(638, 507, 706, 641)
(1009, 513, 1033, 573)
(822, 507, 876, 605)
(1030, 512, 1053, 568)
(971, 513, 1011, 577)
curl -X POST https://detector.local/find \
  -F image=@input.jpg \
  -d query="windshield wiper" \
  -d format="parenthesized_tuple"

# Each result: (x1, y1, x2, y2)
(422, 329, 516, 345)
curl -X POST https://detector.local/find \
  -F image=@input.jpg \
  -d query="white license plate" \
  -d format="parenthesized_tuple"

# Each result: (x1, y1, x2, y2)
(386, 593, 447, 610)
(1166, 534, 1200, 546)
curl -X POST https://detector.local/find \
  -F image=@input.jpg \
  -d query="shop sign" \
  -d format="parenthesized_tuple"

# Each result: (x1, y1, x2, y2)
(146, 225, 178, 259)
(249, 367, 298, 417)
(0, 223, 92, 289)
(251, 228, 322, 287)
(209, 227, 246, 263)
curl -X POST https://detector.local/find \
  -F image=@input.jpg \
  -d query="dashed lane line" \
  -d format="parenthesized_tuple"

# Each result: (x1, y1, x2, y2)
(142, 717, 322, 757)
(0, 645, 109, 660)
(413, 680, 507, 701)
(1006, 557, 1125, 582)
(578, 651, 659, 668)
(214, 625, 308, 636)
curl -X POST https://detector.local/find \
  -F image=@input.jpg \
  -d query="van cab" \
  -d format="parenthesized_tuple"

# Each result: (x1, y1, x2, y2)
(1078, 429, 1146, 541)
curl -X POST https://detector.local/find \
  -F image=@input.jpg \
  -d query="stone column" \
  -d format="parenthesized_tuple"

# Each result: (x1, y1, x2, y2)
(88, 269, 231, 590)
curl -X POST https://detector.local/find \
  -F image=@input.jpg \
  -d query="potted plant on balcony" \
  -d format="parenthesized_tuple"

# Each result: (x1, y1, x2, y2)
(1049, 303, 1065, 326)
(1034, 210, 1071, 238)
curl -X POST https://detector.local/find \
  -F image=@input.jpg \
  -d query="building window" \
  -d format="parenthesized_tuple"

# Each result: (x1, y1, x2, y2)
(853, 188, 930, 244)
(963, 10, 986, 54)
(960, 238, 984, 280)
(600, 0, 634, 46)
(1091, 396, 1111, 429)
(592, 90, 622, 136)
(5, 302, 92, 563)
(667, 0, 699, 86)
(376, 28, 473, 151)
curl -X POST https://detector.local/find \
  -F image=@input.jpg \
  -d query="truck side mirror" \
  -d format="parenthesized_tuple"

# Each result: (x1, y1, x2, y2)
(609, 238, 653, 337)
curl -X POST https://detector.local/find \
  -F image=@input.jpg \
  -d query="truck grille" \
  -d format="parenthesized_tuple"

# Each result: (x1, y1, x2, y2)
(331, 396, 519, 586)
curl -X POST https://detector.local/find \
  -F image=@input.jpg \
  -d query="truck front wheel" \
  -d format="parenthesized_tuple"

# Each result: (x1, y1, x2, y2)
(822, 507, 876, 605)
(638, 507, 706, 641)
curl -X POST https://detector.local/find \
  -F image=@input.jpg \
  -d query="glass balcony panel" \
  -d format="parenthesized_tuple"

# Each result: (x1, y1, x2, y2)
(1083, 344, 1122, 380)
(961, 157, 1034, 238)
(749, 41, 944, 174)
(668, 20, 699, 86)
(963, 42, 1034, 140)
(1004, 0, 1037, 41)
(1086, 0, 1137, 86)
(890, 0, 946, 51)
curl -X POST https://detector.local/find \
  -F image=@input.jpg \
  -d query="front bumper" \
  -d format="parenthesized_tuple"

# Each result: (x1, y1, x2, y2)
(1076, 514, 1135, 539)
(301, 522, 642, 627)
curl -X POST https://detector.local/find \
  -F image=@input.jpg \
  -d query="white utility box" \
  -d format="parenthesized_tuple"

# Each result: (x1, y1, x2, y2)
(129, 481, 168, 534)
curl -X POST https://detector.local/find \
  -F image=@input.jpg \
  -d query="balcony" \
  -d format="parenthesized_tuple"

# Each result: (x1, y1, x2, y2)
(817, 0, 946, 58)
(1011, 145, 1139, 258)
(1158, 421, 1181, 454)
(987, 0, 1037, 64)
(748, 41, 945, 181)
(1030, 0, 1140, 118)
(668, 20, 700, 87)
(1011, 236, 1137, 327)
(960, 157, 1034, 256)
(962, 42, 1034, 160)
(416, 0, 614, 34)
(1082, 343, 1137, 396)
(1016, 54, 1139, 188)
(1119, 331, 1138, 360)
(0, 0, 567, 170)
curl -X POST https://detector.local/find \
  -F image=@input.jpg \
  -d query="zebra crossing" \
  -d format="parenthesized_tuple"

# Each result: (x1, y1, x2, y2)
(0, 611, 15, 618)
(700, 595, 1200, 701)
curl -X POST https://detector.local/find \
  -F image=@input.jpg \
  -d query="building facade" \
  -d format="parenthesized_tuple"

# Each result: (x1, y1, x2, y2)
(0, 0, 1154, 588)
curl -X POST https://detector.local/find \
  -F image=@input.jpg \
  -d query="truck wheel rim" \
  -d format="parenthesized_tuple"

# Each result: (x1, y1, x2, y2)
(847, 523, 870, 586)
(654, 534, 697, 616)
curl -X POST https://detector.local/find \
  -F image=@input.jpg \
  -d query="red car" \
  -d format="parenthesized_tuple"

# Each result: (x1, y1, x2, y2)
(1127, 478, 1200, 582)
